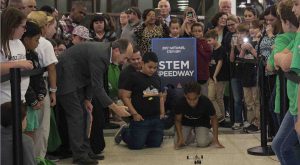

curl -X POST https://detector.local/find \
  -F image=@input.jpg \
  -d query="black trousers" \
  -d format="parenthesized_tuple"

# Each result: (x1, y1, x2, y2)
(57, 89, 92, 160)
(54, 101, 70, 153)
(90, 99, 106, 154)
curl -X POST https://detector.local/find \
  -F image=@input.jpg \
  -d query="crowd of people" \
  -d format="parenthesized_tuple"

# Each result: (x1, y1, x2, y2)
(1, 0, 300, 165)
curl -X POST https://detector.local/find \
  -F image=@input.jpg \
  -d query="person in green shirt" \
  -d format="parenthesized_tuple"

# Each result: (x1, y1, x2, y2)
(292, 0, 300, 137)
(266, 0, 298, 123)
(271, 1, 300, 164)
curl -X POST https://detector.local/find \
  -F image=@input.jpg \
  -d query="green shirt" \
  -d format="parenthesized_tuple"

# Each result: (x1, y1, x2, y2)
(108, 64, 120, 99)
(267, 33, 295, 113)
(288, 32, 300, 115)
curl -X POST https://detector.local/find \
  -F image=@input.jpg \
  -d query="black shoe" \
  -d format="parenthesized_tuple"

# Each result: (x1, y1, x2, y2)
(219, 121, 232, 128)
(45, 154, 60, 162)
(88, 152, 105, 160)
(73, 157, 98, 165)
(244, 124, 259, 133)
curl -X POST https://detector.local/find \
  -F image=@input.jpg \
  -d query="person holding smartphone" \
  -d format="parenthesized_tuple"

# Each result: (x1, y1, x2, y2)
(181, 7, 198, 37)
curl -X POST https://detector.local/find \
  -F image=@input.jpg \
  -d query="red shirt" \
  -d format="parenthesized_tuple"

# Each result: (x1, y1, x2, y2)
(196, 38, 212, 81)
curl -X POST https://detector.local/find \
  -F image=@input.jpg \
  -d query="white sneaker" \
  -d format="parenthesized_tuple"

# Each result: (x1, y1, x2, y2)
(232, 123, 243, 130)
(243, 121, 251, 128)
(114, 124, 128, 144)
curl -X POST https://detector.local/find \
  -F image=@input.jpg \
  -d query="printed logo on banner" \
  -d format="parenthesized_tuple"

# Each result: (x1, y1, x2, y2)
(151, 38, 197, 88)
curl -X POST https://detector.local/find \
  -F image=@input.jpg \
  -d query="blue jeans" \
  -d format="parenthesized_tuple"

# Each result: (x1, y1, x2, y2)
(122, 117, 164, 149)
(231, 78, 244, 123)
(271, 111, 300, 165)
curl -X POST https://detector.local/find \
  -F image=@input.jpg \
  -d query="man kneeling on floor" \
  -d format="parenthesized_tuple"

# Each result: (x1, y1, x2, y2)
(114, 52, 165, 149)
(174, 81, 225, 149)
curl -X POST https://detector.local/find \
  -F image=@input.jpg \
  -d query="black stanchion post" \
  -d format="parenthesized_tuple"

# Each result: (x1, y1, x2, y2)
(247, 57, 274, 156)
(278, 69, 287, 121)
(10, 68, 23, 165)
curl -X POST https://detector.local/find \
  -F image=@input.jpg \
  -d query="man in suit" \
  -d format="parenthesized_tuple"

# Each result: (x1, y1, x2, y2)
(158, 0, 172, 26)
(56, 39, 132, 165)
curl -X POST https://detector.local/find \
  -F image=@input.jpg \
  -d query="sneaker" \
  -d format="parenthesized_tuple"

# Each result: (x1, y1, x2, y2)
(231, 123, 243, 130)
(114, 124, 128, 144)
(243, 121, 251, 128)
(225, 111, 230, 118)
(88, 152, 104, 160)
(218, 116, 225, 123)
(244, 124, 259, 133)
(45, 154, 60, 162)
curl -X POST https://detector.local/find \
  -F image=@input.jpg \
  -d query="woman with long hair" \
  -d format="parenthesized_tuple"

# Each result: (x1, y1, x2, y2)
(1, 7, 32, 104)
(181, 7, 198, 37)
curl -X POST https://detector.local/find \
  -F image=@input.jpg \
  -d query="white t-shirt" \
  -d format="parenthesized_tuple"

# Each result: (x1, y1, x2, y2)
(35, 37, 58, 76)
(0, 39, 29, 104)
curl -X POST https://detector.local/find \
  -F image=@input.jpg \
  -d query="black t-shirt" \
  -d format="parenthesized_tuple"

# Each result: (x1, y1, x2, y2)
(123, 71, 161, 118)
(209, 46, 229, 81)
(174, 96, 216, 128)
(231, 47, 244, 79)
(241, 40, 258, 87)
(118, 65, 136, 89)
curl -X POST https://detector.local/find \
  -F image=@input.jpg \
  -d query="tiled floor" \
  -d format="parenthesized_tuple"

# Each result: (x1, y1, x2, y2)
(58, 132, 279, 165)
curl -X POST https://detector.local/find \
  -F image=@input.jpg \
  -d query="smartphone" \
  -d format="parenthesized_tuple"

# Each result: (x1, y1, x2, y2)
(154, 8, 161, 17)
(232, 35, 238, 46)
(187, 11, 193, 17)
(243, 37, 249, 43)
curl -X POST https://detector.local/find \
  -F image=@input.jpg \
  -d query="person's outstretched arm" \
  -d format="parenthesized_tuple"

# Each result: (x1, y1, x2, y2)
(210, 114, 224, 148)
(174, 114, 185, 149)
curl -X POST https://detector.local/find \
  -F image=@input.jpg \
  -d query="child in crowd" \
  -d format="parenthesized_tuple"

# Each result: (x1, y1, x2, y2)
(191, 22, 212, 97)
(238, 23, 260, 132)
(271, 1, 300, 164)
(54, 39, 66, 57)
(115, 52, 165, 149)
(1, 102, 36, 165)
(205, 29, 229, 122)
(27, 10, 58, 160)
(21, 21, 47, 140)
(169, 18, 181, 38)
(48, 39, 67, 58)
(174, 81, 224, 149)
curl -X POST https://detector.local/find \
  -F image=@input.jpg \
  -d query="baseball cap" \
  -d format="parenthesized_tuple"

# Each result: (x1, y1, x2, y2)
(72, 25, 92, 40)
(126, 7, 141, 19)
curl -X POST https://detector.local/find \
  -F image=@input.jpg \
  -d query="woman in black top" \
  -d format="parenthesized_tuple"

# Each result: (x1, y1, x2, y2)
(90, 14, 117, 42)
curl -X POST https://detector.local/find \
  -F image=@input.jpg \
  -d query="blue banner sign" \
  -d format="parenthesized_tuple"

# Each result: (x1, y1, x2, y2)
(151, 38, 197, 88)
